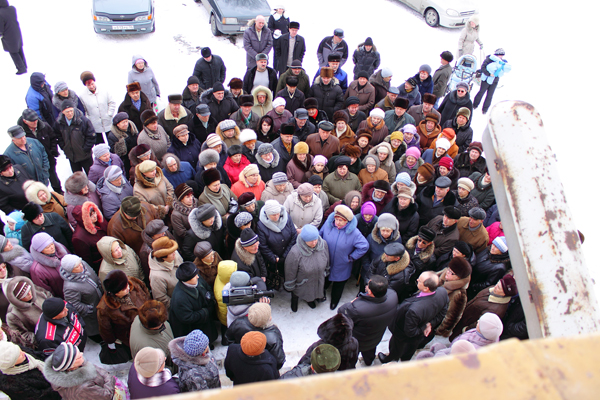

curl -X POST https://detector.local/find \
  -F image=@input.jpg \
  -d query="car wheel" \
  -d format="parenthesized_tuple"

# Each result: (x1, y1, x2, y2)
(210, 14, 221, 36)
(424, 8, 439, 27)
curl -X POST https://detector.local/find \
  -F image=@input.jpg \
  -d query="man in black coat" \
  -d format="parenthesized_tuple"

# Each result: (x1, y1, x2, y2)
(416, 176, 459, 226)
(193, 47, 226, 90)
(55, 102, 95, 174)
(118, 82, 153, 132)
(275, 76, 305, 115)
(18, 109, 62, 194)
(157, 94, 193, 140)
(169, 262, 218, 342)
(200, 82, 239, 125)
(287, 108, 315, 142)
(309, 67, 345, 121)
(379, 271, 448, 363)
(317, 28, 348, 68)
(426, 206, 461, 258)
(242, 53, 278, 95)
(0, 155, 30, 214)
(35, 298, 87, 358)
(190, 103, 218, 144)
(21, 203, 73, 252)
(225, 331, 279, 385)
(0, 0, 26, 74)
(338, 275, 398, 366)
(231, 228, 268, 280)
(270, 124, 298, 167)
(275, 21, 306, 76)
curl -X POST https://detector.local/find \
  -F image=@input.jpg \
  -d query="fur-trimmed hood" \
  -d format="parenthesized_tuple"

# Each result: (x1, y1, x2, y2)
(31, 241, 69, 268)
(367, 142, 394, 167)
(385, 251, 411, 275)
(324, 211, 358, 235)
(43, 359, 98, 388)
(168, 336, 212, 366)
(216, 124, 241, 142)
(317, 313, 355, 347)
(188, 208, 222, 240)
(72, 201, 104, 235)
(234, 238, 255, 266)
(6, 276, 41, 310)
(134, 165, 165, 189)
(251, 85, 274, 107)
(23, 180, 51, 206)
(405, 235, 435, 261)
(255, 147, 281, 169)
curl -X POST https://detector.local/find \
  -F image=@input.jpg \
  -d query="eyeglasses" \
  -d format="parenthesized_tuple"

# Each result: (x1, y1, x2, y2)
(457, 89, 467, 93)
(417, 238, 431, 244)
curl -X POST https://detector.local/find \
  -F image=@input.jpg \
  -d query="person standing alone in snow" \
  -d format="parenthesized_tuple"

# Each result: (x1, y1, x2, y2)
(473, 49, 512, 115)
(0, 0, 26, 75)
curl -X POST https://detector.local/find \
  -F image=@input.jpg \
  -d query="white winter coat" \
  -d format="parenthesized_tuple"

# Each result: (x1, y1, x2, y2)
(80, 87, 117, 133)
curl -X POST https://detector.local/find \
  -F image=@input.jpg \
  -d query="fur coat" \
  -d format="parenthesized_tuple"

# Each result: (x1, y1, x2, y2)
(435, 268, 471, 337)
(43, 360, 115, 400)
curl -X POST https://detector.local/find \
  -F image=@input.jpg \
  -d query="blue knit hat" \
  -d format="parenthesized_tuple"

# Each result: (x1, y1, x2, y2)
(300, 225, 319, 242)
(395, 172, 412, 186)
(184, 330, 209, 357)
(493, 236, 508, 253)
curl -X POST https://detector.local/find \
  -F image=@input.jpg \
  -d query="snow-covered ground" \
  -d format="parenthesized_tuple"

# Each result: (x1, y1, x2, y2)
(0, 0, 598, 389)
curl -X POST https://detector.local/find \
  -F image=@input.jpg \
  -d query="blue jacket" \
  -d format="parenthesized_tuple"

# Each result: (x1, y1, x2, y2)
(96, 176, 134, 220)
(412, 72, 434, 98)
(256, 209, 298, 264)
(314, 65, 348, 94)
(482, 55, 512, 84)
(319, 213, 369, 281)
(4, 138, 49, 184)
(25, 73, 55, 125)
(163, 161, 195, 189)
(167, 135, 202, 170)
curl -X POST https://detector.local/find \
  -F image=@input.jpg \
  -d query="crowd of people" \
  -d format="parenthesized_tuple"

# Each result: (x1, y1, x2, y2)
(0, 5, 519, 398)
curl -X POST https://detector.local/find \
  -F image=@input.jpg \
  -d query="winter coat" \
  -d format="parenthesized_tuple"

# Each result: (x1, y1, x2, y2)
(97, 236, 144, 283)
(170, 197, 196, 245)
(22, 213, 72, 257)
(193, 54, 226, 90)
(454, 190, 480, 217)
(224, 154, 251, 185)
(60, 261, 103, 336)
(29, 241, 69, 298)
(322, 170, 361, 205)
(261, 180, 294, 205)
(26, 186, 66, 224)
(95, 176, 134, 220)
(306, 131, 340, 160)
(443, 119, 473, 154)
(118, 91, 153, 132)
(454, 152, 486, 178)
(64, 182, 102, 229)
(284, 191, 323, 229)
(169, 337, 221, 392)
(0, 0, 23, 53)
(352, 44, 380, 80)
(480, 54, 512, 84)
(417, 185, 459, 226)
(243, 20, 273, 69)
(88, 153, 124, 185)
(157, 106, 193, 140)
(181, 207, 224, 262)
(56, 109, 95, 163)
(426, 215, 461, 258)
(4, 138, 49, 185)
(432, 63, 453, 99)
(26, 74, 55, 124)
(319, 213, 369, 282)
(458, 18, 482, 56)
(361, 224, 404, 277)
(18, 117, 60, 159)
(107, 121, 138, 167)
(242, 66, 278, 94)
(257, 208, 297, 264)
(1, 240, 33, 273)
(0, 164, 30, 214)
(52, 90, 86, 119)
(96, 276, 150, 346)
(500, 296, 528, 340)
(457, 217, 489, 254)
(407, 104, 440, 127)
(345, 80, 376, 113)
(369, 70, 390, 104)
(276, 68, 311, 95)
(133, 165, 175, 218)
(231, 107, 261, 131)
(200, 88, 239, 124)
(435, 268, 471, 337)
(128, 364, 180, 399)
(137, 125, 171, 161)
(338, 289, 398, 352)
(149, 251, 183, 309)
(80, 86, 117, 134)
(128, 55, 161, 103)
(256, 149, 286, 184)
(231, 239, 268, 279)
(35, 301, 87, 356)
(0, 347, 61, 400)
(182, 85, 203, 112)
(249, 85, 273, 118)
(225, 344, 279, 385)
(450, 286, 511, 340)
(395, 154, 424, 181)
(367, 143, 396, 184)
(274, 33, 306, 75)
(308, 77, 345, 121)
(317, 35, 349, 68)
(162, 156, 196, 189)
(129, 316, 174, 360)
(214, 260, 236, 326)
(384, 109, 416, 134)
(5, 276, 51, 348)
(231, 173, 266, 199)
(226, 316, 286, 369)
(413, 72, 434, 98)
(469, 172, 496, 210)
(286, 154, 312, 188)
(405, 235, 437, 280)
(437, 90, 474, 127)
(43, 360, 115, 400)
(397, 84, 422, 108)
(417, 119, 443, 150)
(284, 234, 329, 302)
(358, 116, 389, 147)
(299, 313, 359, 370)
(467, 247, 510, 300)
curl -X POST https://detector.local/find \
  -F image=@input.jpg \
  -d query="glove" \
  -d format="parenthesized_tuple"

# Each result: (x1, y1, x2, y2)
(273, 29, 282, 39)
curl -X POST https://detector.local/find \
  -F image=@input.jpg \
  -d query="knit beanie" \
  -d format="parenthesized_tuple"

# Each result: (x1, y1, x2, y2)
(478, 313, 504, 341)
(300, 225, 319, 242)
(184, 330, 210, 357)
(313, 155, 327, 166)
(104, 165, 123, 182)
(436, 138, 451, 151)
(42, 298, 65, 319)
(229, 271, 250, 287)
(248, 303, 271, 328)
(60, 254, 83, 274)
(0, 341, 22, 371)
(438, 157, 453, 170)
(451, 340, 476, 355)
(22, 202, 43, 222)
(92, 144, 110, 159)
(240, 331, 267, 356)
(405, 147, 421, 159)
(263, 200, 281, 216)
(12, 280, 31, 300)
(31, 232, 54, 253)
(395, 172, 412, 186)
(493, 236, 508, 253)
(377, 213, 399, 231)
(135, 347, 166, 378)
(361, 201, 376, 217)
(234, 212, 253, 228)
(51, 342, 78, 372)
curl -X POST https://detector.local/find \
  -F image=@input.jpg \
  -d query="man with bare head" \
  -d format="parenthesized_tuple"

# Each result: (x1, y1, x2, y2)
(243, 15, 273, 70)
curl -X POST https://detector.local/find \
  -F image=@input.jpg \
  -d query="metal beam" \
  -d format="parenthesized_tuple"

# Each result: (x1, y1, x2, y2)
(482, 100, 600, 338)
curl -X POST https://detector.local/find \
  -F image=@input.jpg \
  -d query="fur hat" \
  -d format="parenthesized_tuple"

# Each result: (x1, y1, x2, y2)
(241, 331, 267, 356)
(390, 131, 403, 142)
(418, 226, 437, 242)
(152, 236, 178, 259)
(199, 149, 220, 167)
(65, 171, 89, 194)
(176, 261, 199, 282)
(238, 192, 256, 206)
(334, 204, 354, 221)
(328, 53, 342, 62)
(257, 142, 274, 156)
(104, 269, 129, 295)
(425, 112, 440, 124)
(457, 107, 471, 120)
(422, 93, 437, 104)
(133, 144, 152, 158)
(22, 202, 43, 222)
(370, 108, 385, 119)
(126, 82, 141, 92)
(80, 71, 95, 85)
(248, 303, 271, 328)
(255, 53, 269, 62)
(120, 196, 142, 218)
(394, 97, 409, 109)
(373, 180, 390, 193)
(239, 94, 254, 107)
(175, 183, 193, 201)
(436, 138, 451, 151)
(377, 213, 398, 231)
(500, 274, 518, 296)
(469, 207, 486, 220)
(356, 129, 373, 142)
(311, 344, 341, 373)
(416, 163, 435, 181)
(454, 241, 473, 258)
(441, 51, 454, 62)
(333, 110, 349, 124)
(334, 155, 351, 168)
(187, 75, 200, 85)
(341, 144, 361, 159)
(139, 300, 168, 329)
(304, 97, 319, 109)
(228, 77, 243, 90)
(194, 241, 213, 260)
(396, 186, 413, 200)
(293, 142, 309, 155)
(468, 141, 483, 155)
(280, 124, 295, 136)
(112, 112, 128, 125)
(239, 129, 257, 144)
(448, 257, 472, 279)
(168, 94, 183, 104)
(141, 109, 158, 126)
(229, 271, 250, 287)
(457, 178, 474, 192)
(184, 330, 209, 357)
(286, 76, 299, 87)
(443, 206, 462, 220)
(242, 164, 260, 178)
(320, 67, 334, 79)
(227, 144, 243, 156)
(135, 348, 166, 378)
(478, 313, 503, 340)
(42, 297, 65, 319)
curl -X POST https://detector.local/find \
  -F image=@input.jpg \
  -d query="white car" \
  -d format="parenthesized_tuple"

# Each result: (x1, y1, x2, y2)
(397, 0, 478, 28)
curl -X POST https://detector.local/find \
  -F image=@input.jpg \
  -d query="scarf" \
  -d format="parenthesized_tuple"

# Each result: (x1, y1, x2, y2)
(110, 124, 137, 156)
(137, 369, 173, 387)
(203, 187, 228, 215)
(107, 180, 123, 194)
(372, 192, 383, 203)
(119, 207, 147, 232)
(2, 354, 45, 375)
(405, 157, 416, 168)
(259, 210, 288, 233)
(114, 293, 135, 307)
(144, 127, 163, 141)
(183, 282, 197, 289)
(59, 267, 103, 298)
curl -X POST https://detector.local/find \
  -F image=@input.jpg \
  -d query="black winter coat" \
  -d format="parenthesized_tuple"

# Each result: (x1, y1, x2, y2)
(338, 289, 398, 351)
(257, 215, 297, 264)
(443, 117, 473, 153)
(467, 247, 510, 300)
(242, 66, 278, 95)
(275, 87, 305, 115)
(193, 54, 226, 90)
(0, 0, 23, 53)
(352, 45, 381, 80)
(437, 90, 474, 127)
(118, 91, 153, 132)
(426, 215, 460, 258)
(18, 117, 59, 157)
(0, 164, 30, 214)
(35, 302, 87, 357)
(389, 287, 449, 339)
(317, 36, 349, 67)
(193, 165, 231, 194)
(500, 296, 528, 340)
(169, 279, 218, 341)
(180, 222, 225, 262)
(225, 316, 286, 369)
(167, 135, 203, 170)
(200, 89, 239, 124)
(190, 113, 218, 144)
(299, 313, 359, 370)
(21, 212, 73, 253)
(453, 152, 487, 178)
(275, 33, 306, 75)
(288, 117, 315, 142)
(369, 256, 415, 301)
(0, 347, 61, 400)
(224, 344, 279, 385)
(381, 200, 420, 244)
(417, 186, 459, 226)
(182, 85, 203, 112)
(56, 109, 95, 163)
(308, 79, 344, 121)
(231, 240, 268, 279)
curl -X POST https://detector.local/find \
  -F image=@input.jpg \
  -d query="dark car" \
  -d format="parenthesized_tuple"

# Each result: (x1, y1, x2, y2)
(197, 0, 272, 36)
(92, 0, 155, 34)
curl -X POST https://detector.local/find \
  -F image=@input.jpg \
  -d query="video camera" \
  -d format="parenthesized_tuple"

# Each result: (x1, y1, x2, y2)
(222, 285, 275, 306)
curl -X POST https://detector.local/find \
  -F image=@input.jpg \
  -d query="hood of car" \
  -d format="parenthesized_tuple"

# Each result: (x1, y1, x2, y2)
(216, 0, 272, 19)
(431, 0, 478, 12)
(94, 0, 151, 15)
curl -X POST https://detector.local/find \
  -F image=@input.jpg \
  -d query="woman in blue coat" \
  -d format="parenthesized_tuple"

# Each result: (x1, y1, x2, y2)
(320, 204, 369, 310)
(257, 200, 297, 290)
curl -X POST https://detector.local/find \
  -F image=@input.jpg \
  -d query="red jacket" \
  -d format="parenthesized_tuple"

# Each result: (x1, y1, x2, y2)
(223, 155, 250, 185)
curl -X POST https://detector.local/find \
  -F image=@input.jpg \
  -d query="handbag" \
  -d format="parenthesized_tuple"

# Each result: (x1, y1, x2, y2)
(228, 197, 239, 214)
(99, 342, 132, 365)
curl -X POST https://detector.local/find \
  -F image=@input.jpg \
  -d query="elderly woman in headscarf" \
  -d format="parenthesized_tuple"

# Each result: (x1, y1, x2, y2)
(97, 236, 144, 282)
(284, 225, 329, 312)
(171, 183, 197, 245)
(29, 232, 70, 298)
(96, 165, 134, 220)
(88, 143, 125, 184)
(324, 190, 362, 220)
(149, 236, 183, 309)
(0, 234, 34, 274)
(108, 112, 139, 180)
(59, 254, 103, 341)
(128, 144, 159, 185)
(23, 180, 68, 223)
(181, 204, 225, 262)
(284, 182, 323, 232)
(198, 168, 237, 224)
(133, 159, 175, 219)
(71, 201, 108, 274)
(257, 200, 298, 290)
(64, 172, 101, 228)
(5, 276, 51, 348)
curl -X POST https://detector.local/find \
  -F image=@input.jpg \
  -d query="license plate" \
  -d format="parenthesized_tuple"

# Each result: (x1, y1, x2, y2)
(112, 25, 134, 30)
(240, 26, 247, 31)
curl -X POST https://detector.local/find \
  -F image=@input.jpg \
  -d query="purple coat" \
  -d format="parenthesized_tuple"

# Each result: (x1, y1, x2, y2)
(88, 154, 125, 184)
(128, 364, 180, 400)
(30, 241, 70, 298)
